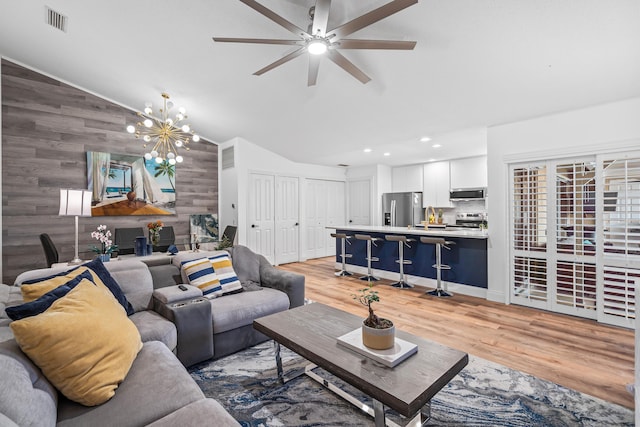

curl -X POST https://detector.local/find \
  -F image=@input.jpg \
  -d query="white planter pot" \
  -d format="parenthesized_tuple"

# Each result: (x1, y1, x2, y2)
(362, 320, 395, 350)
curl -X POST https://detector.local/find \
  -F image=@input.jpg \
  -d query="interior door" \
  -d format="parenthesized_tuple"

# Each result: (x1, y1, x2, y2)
(348, 179, 371, 225)
(275, 176, 299, 264)
(304, 179, 328, 259)
(247, 173, 275, 264)
(325, 181, 346, 256)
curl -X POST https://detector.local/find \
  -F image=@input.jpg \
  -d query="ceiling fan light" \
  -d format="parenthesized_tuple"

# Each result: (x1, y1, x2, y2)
(307, 40, 327, 55)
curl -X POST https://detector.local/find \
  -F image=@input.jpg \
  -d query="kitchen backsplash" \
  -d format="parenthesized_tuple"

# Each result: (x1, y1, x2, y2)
(440, 200, 487, 225)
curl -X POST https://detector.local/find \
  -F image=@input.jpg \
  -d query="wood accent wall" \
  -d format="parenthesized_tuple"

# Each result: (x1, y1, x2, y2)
(1, 60, 218, 284)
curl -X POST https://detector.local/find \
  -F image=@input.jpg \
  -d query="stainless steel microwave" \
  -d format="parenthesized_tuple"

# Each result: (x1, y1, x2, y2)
(449, 188, 487, 201)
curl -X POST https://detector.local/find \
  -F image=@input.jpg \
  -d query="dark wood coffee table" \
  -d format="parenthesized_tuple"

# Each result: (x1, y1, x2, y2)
(253, 303, 468, 427)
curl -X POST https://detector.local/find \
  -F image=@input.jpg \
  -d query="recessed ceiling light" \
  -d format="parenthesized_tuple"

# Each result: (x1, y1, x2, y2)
(364, 148, 372, 153)
(383, 152, 391, 156)
(432, 144, 441, 148)
(420, 136, 431, 142)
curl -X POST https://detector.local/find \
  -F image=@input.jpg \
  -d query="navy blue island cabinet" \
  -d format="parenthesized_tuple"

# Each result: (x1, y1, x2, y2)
(333, 226, 488, 289)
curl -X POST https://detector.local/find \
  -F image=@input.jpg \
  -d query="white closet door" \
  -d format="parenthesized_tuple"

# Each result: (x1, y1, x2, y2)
(275, 176, 300, 265)
(247, 173, 275, 264)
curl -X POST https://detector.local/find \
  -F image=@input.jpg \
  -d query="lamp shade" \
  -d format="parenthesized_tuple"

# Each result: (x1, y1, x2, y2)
(59, 189, 92, 217)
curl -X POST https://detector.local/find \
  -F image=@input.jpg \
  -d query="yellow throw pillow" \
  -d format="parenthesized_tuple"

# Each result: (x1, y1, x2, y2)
(20, 266, 106, 302)
(10, 279, 143, 406)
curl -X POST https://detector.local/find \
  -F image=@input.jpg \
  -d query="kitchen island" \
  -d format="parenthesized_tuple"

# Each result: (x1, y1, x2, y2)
(330, 225, 488, 295)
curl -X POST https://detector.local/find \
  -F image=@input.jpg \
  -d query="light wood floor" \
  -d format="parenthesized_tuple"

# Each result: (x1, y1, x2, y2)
(277, 256, 635, 410)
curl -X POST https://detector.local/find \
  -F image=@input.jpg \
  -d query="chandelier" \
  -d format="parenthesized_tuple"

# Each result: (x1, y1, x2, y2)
(126, 92, 200, 165)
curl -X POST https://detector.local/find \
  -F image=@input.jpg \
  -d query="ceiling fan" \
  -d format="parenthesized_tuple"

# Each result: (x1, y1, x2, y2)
(213, 0, 418, 86)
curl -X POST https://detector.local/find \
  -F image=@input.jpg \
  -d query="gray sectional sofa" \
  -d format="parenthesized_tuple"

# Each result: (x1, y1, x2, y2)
(0, 245, 305, 426)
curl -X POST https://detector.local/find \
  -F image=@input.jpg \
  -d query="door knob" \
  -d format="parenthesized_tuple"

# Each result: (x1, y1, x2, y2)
(294, 222, 299, 226)
(251, 224, 258, 228)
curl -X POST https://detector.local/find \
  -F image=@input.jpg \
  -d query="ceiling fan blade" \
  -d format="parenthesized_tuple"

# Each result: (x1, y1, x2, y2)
(328, 0, 418, 41)
(254, 47, 307, 76)
(327, 50, 371, 84)
(308, 55, 321, 86)
(337, 39, 416, 50)
(312, 0, 332, 36)
(239, 0, 310, 39)
(213, 37, 303, 46)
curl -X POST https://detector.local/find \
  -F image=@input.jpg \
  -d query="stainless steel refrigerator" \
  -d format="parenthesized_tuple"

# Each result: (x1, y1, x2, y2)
(382, 192, 424, 226)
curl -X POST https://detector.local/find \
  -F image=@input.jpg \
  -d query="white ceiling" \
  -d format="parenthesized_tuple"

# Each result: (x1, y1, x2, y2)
(1, 0, 639, 167)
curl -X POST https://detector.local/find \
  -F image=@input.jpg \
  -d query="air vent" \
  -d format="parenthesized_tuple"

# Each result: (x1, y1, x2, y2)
(45, 6, 67, 32)
(222, 146, 235, 170)
(337, 164, 349, 167)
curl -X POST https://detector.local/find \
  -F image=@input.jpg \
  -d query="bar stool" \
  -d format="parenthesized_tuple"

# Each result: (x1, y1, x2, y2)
(420, 236, 456, 297)
(331, 233, 353, 277)
(385, 235, 416, 288)
(355, 234, 383, 281)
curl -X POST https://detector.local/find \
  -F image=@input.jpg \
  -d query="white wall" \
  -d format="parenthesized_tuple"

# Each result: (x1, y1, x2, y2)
(221, 137, 346, 247)
(486, 97, 640, 303)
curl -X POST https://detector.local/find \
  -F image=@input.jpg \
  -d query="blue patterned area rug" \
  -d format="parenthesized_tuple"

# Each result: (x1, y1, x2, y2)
(189, 342, 633, 427)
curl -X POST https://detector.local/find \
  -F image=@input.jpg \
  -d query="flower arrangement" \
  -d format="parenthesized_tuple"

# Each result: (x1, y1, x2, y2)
(90, 225, 118, 255)
(147, 220, 164, 245)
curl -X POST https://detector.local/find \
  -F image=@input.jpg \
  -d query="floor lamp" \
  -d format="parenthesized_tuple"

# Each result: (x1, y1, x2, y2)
(59, 189, 92, 265)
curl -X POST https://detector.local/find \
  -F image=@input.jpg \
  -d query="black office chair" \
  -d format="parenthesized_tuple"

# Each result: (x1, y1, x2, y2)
(221, 225, 237, 246)
(155, 226, 175, 252)
(40, 233, 59, 267)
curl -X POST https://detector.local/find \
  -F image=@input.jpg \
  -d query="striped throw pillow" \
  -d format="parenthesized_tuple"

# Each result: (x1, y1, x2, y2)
(208, 253, 243, 297)
(181, 258, 221, 298)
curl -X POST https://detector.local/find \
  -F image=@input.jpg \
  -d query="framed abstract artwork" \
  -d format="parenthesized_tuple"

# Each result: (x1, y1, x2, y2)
(190, 214, 219, 243)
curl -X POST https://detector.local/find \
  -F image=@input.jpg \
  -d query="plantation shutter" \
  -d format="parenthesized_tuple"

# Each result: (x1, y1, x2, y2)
(511, 164, 549, 309)
(553, 160, 597, 318)
(599, 154, 640, 327)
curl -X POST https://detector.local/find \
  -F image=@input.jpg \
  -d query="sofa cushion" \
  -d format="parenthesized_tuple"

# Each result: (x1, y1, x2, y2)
(19, 258, 134, 315)
(104, 260, 154, 313)
(209, 287, 289, 334)
(57, 341, 207, 427)
(227, 245, 261, 284)
(181, 258, 220, 297)
(0, 340, 57, 427)
(129, 310, 177, 351)
(10, 279, 142, 406)
(146, 398, 239, 427)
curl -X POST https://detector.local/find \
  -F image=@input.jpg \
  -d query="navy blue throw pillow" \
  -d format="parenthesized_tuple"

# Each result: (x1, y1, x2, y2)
(6, 270, 95, 320)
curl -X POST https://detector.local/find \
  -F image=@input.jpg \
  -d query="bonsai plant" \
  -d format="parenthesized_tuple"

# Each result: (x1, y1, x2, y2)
(353, 283, 395, 349)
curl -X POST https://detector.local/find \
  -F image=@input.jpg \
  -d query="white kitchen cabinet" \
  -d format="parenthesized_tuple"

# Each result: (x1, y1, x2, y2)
(450, 156, 487, 189)
(423, 161, 453, 208)
(392, 165, 423, 193)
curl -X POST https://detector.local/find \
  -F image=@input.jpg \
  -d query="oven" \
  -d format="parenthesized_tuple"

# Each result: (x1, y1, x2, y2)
(455, 212, 487, 229)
